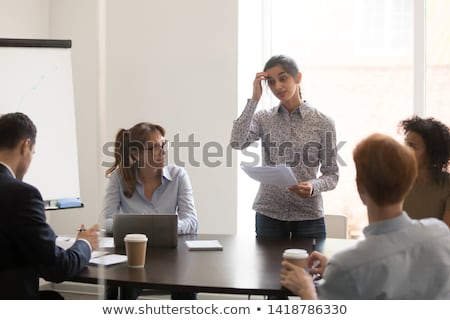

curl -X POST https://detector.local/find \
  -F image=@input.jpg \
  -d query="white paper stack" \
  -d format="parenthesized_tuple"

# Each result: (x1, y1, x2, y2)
(185, 240, 223, 251)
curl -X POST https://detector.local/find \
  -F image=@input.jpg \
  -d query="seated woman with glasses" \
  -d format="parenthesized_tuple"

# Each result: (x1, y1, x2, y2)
(100, 122, 199, 300)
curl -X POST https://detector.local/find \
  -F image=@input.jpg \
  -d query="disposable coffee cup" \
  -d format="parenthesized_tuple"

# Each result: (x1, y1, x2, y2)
(124, 234, 148, 268)
(282, 248, 309, 269)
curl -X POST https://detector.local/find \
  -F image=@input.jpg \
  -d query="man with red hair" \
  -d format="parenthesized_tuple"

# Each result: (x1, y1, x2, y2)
(280, 133, 450, 299)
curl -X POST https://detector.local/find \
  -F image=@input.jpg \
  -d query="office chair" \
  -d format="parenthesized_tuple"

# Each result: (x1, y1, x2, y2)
(324, 213, 348, 239)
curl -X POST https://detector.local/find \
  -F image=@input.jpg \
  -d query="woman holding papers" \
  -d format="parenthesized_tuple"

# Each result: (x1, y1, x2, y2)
(230, 55, 339, 240)
(100, 121, 198, 300)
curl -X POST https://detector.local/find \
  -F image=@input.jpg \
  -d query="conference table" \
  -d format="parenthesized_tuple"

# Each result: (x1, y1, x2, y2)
(71, 234, 357, 297)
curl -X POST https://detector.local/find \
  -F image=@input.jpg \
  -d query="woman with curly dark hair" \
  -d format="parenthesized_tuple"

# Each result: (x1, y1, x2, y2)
(399, 115, 450, 227)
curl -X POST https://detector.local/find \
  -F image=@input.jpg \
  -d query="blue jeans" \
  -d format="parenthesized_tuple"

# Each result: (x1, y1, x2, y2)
(255, 212, 326, 239)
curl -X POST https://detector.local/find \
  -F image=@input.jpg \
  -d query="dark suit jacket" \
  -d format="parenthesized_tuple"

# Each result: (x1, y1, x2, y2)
(0, 164, 91, 299)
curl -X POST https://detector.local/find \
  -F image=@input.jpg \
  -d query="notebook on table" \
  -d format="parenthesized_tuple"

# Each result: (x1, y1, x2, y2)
(185, 240, 223, 251)
(112, 213, 178, 248)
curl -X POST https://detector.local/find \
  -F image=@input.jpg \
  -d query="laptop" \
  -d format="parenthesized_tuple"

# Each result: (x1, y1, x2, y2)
(112, 213, 178, 248)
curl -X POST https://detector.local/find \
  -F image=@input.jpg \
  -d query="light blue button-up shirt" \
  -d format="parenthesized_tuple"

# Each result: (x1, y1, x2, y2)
(100, 164, 198, 235)
(318, 212, 450, 299)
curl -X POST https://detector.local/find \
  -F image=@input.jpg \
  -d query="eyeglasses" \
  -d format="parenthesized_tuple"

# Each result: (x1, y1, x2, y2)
(144, 140, 168, 153)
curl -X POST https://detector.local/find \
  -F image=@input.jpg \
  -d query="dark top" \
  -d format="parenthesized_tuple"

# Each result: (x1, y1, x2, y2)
(0, 164, 91, 299)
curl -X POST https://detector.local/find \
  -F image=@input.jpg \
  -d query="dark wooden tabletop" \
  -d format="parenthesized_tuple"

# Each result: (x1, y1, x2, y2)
(72, 234, 356, 296)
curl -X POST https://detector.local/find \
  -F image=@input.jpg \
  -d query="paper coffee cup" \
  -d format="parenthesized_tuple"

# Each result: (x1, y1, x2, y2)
(124, 234, 148, 268)
(282, 248, 309, 269)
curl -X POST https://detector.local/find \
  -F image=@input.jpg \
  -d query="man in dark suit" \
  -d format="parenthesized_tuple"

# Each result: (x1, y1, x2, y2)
(0, 112, 99, 299)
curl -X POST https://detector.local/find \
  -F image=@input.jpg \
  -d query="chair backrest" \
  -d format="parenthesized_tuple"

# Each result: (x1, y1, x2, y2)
(324, 214, 348, 239)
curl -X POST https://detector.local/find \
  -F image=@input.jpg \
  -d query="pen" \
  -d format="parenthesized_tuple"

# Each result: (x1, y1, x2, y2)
(312, 238, 316, 251)
(77, 228, 106, 232)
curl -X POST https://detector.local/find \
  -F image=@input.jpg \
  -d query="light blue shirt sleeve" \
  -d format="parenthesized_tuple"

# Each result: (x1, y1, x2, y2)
(99, 165, 198, 235)
(173, 167, 199, 234)
(100, 171, 122, 234)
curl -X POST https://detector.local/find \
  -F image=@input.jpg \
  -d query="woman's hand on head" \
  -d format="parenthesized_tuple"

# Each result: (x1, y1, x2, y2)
(252, 72, 269, 101)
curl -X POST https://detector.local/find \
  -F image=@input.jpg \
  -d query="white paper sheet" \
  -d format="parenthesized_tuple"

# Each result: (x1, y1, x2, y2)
(241, 165, 298, 187)
(89, 254, 127, 266)
(56, 236, 114, 249)
(185, 240, 223, 251)
(56, 236, 114, 259)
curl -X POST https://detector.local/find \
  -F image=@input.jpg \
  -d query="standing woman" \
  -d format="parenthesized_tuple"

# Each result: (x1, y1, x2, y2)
(230, 55, 339, 240)
(399, 116, 450, 227)
(100, 122, 198, 299)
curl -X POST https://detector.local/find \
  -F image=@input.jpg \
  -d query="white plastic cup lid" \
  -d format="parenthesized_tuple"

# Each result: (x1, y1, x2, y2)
(124, 233, 148, 242)
(282, 248, 308, 259)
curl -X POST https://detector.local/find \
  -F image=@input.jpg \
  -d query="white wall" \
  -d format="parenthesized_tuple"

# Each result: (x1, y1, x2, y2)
(0, 0, 50, 36)
(1, 0, 239, 235)
(104, 0, 238, 234)
(47, 0, 103, 234)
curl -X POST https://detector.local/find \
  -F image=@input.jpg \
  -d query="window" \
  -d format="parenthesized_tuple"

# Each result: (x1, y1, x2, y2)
(426, 0, 450, 121)
(354, 0, 413, 55)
